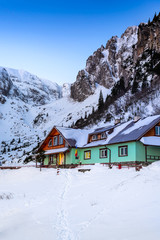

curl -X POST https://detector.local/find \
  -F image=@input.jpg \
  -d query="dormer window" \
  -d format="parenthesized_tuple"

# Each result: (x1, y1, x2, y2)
(59, 135, 63, 145)
(92, 135, 98, 141)
(155, 126, 160, 136)
(53, 136, 58, 146)
(101, 132, 106, 139)
(48, 139, 52, 147)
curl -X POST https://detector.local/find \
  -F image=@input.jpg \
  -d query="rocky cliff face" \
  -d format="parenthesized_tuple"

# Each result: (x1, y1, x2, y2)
(71, 26, 138, 101)
(137, 15, 160, 57)
(71, 13, 160, 102)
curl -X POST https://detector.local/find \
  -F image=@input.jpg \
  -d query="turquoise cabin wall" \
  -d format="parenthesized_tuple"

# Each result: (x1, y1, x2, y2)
(109, 142, 136, 163)
(78, 146, 109, 165)
(147, 146, 160, 156)
(136, 142, 146, 162)
(77, 142, 136, 164)
(66, 148, 79, 165)
(147, 145, 160, 162)
(43, 142, 160, 166)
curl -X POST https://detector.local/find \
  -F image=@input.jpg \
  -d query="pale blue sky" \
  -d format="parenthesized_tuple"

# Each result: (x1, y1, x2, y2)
(0, 0, 160, 84)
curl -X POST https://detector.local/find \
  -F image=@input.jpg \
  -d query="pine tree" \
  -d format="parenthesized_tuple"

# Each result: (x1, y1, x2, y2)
(85, 111, 87, 119)
(18, 138, 21, 144)
(153, 12, 157, 22)
(119, 77, 125, 91)
(3, 147, 6, 154)
(36, 150, 45, 164)
(131, 80, 138, 94)
(98, 90, 104, 112)
(142, 78, 148, 91)
(92, 106, 95, 114)
(148, 18, 151, 25)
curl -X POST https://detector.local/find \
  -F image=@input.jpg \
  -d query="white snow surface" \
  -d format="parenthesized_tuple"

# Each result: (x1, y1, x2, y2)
(1, 163, 160, 240)
(45, 148, 68, 155)
(140, 136, 160, 146)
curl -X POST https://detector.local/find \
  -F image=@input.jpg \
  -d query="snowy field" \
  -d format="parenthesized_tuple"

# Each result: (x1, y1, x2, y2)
(1, 163, 160, 240)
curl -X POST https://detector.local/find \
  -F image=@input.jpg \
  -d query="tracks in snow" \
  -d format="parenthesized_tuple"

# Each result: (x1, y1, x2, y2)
(56, 170, 75, 240)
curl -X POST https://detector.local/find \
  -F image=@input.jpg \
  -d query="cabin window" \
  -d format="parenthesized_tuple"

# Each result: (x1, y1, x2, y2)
(92, 135, 98, 141)
(100, 148, 107, 158)
(101, 132, 106, 139)
(84, 150, 91, 160)
(155, 126, 160, 136)
(49, 155, 56, 164)
(53, 136, 58, 146)
(49, 155, 54, 164)
(59, 135, 63, 145)
(48, 139, 52, 147)
(119, 146, 128, 157)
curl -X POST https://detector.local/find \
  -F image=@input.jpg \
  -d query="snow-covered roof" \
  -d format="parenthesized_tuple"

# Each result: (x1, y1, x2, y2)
(140, 137, 160, 146)
(82, 115, 160, 147)
(56, 126, 92, 148)
(90, 125, 114, 135)
(44, 148, 68, 155)
(84, 140, 107, 148)
(109, 115, 160, 144)
(40, 115, 160, 151)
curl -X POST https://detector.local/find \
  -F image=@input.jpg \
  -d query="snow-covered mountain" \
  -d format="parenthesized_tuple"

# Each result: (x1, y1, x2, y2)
(0, 67, 62, 105)
(1, 13, 160, 164)
(0, 67, 107, 164)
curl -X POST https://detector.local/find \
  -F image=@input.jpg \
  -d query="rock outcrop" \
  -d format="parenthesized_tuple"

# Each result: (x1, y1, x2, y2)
(71, 26, 138, 101)
(71, 13, 160, 102)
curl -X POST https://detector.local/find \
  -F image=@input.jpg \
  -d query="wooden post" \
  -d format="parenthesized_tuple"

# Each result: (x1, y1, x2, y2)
(145, 146, 147, 163)
(64, 152, 66, 168)
(36, 155, 37, 168)
(40, 160, 42, 172)
(56, 154, 58, 167)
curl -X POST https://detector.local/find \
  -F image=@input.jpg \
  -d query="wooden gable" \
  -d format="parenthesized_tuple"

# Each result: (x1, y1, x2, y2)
(143, 121, 160, 137)
(39, 127, 67, 151)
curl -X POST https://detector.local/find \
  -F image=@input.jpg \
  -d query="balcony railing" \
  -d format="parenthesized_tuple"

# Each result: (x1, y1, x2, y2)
(147, 155, 160, 161)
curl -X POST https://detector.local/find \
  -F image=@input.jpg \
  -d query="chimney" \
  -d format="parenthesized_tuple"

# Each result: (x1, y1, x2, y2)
(134, 116, 141, 122)
(114, 119, 120, 125)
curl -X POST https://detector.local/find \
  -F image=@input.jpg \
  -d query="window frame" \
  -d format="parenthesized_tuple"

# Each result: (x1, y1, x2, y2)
(84, 150, 91, 160)
(101, 132, 106, 139)
(53, 136, 58, 146)
(118, 145, 128, 157)
(48, 139, 52, 147)
(49, 155, 54, 164)
(59, 135, 63, 145)
(99, 148, 107, 158)
(155, 126, 160, 136)
(92, 135, 98, 141)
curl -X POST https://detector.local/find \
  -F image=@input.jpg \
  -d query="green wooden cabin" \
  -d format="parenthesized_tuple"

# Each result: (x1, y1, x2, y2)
(38, 115, 160, 167)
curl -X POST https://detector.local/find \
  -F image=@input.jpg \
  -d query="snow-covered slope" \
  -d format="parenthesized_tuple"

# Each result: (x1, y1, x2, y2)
(1, 163, 160, 240)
